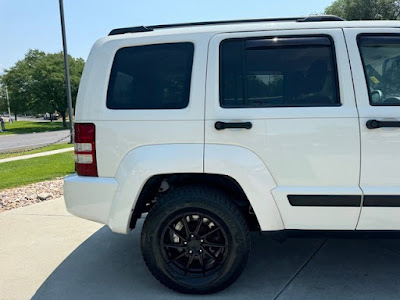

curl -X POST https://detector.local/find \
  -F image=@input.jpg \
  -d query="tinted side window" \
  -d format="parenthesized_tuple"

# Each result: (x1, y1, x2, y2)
(107, 43, 194, 109)
(220, 37, 340, 108)
(358, 35, 400, 106)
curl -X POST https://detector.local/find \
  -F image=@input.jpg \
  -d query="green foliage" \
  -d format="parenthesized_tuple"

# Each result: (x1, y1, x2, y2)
(0, 151, 74, 190)
(0, 50, 45, 119)
(0, 121, 69, 135)
(0, 50, 84, 126)
(325, 0, 400, 20)
(30, 53, 84, 125)
(0, 143, 73, 159)
(0, 86, 7, 112)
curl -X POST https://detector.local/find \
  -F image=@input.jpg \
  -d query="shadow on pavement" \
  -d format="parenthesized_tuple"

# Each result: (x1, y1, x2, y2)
(33, 219, 400, 300)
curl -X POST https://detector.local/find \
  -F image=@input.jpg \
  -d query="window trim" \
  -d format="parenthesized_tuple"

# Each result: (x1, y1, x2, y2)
(219, 34, 342, 109)
(245, 36, 332, 49)
(106, 42, 194, 110)
(357, 33, 400, 107)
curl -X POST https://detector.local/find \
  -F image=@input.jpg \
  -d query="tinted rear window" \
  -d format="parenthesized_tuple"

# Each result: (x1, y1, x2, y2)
(107, 43, 194, 109)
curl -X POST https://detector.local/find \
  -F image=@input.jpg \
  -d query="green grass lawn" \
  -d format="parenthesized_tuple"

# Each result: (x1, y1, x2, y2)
(0, 143, 73, 159)
(0, 151, 74, 190)
(0, 121, 70, 135)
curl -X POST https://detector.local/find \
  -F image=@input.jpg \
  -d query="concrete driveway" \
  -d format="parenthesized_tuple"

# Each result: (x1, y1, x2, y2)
(1, 198, 400, 300)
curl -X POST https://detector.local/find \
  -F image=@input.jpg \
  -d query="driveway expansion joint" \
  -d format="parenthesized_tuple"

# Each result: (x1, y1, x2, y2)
(382, 246, 400, 257)
(273, 238, 328, 300)
(8, 213, 72, 217)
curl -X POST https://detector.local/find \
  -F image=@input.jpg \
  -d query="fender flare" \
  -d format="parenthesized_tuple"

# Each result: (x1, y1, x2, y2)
(108, 143, 284, 233)
(108, 144, 203, 233)
(204, 144, 284, 231)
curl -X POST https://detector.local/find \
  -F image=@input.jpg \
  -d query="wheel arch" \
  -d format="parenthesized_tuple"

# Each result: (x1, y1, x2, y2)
(108, 144, 284, 233)
(204, 144, 284, 231)
(130, 173, 261, 231)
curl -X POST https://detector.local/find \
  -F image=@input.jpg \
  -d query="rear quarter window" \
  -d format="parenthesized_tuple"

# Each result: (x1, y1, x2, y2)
(107, 42, 194, 109)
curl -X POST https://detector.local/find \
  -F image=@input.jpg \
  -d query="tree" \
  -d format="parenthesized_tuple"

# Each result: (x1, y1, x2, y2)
(0, 50, 45, 120)
(30, 53, 84, 126)
(0, 50, 84, 126)
(325, 0, 400, 20)
(0, 85, 8, 112)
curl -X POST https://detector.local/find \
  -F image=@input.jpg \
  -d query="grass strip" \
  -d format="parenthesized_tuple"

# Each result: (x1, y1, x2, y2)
(0, 151, 74, 190)
(0, 143, 73, 159)
(0, 121, 70, 135)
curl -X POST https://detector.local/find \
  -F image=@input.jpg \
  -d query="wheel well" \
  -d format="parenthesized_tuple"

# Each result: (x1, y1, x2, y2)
(129, 173, 261, 231)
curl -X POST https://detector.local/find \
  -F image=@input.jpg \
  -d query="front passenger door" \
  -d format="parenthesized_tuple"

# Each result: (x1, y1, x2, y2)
(344, 28, 400, 230)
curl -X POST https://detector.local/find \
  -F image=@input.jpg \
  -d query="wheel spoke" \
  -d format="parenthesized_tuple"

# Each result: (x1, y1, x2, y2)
(201, 246, 219, 261)
(167, 250, 188, 264)
(198, 253, 206, 276)
(193, 215, 203, 235)
(162, 243, 186, 250)
(168, 226, 186, 242)
(182, 216, 191, 236)
(161, 211, 229, 276)
(202, 243, 226, 249)
(184, 254, 195, 275)
(200, 227, 221, 239)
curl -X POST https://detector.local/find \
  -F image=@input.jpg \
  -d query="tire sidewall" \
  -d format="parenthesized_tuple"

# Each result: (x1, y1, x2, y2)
(141, 189, 250, 294)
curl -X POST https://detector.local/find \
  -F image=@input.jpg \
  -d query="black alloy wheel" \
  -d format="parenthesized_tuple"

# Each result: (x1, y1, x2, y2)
(161, 212, 228, 277)
(141, 185, 250, 294)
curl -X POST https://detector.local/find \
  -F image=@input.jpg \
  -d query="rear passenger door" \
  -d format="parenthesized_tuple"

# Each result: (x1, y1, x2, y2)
(205, 29, 362, 230)
(344, 28, 400, 230)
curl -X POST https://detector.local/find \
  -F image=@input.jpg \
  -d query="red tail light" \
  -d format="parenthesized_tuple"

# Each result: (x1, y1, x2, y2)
(74, 123, 98, 176)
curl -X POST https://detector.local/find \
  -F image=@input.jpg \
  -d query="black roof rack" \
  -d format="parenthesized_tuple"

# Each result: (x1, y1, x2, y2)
(297, 15, 345, 22)
(109, 15, 345, 36)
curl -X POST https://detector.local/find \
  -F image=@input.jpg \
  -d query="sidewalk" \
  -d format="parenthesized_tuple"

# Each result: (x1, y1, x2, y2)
(0, 147, 73, 164)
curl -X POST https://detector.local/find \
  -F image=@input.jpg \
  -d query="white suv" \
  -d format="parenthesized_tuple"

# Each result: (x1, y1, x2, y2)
(64, 15, 400, 293)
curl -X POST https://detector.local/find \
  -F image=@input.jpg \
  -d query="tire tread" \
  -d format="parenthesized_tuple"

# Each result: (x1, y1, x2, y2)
(141, 184, 250, 294)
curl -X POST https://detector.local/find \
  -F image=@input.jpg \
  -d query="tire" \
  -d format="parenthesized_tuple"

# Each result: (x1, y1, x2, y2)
(141, 185, 250, 294)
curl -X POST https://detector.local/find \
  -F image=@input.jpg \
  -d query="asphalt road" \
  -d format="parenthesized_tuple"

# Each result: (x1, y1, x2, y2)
(0, 130, 70, 153)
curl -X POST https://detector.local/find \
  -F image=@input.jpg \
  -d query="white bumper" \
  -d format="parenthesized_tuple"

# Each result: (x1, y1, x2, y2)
(63, 174, 118, 225)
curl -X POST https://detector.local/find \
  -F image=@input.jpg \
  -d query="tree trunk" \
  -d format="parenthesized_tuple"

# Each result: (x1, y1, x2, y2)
(60, 111, 67, 128)
(14, 113, 17, 121)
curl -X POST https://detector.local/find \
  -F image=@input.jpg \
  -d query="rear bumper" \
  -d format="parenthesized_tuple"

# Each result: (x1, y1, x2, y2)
(63, 174, 118, 225)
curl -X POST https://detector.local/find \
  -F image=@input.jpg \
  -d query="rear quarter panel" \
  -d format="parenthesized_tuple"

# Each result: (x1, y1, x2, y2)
(75, 32, 211, 177)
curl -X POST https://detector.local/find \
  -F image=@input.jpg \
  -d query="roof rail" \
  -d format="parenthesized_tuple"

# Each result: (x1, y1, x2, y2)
(109, 15, 345, 36)
(297, 15, 345, 22)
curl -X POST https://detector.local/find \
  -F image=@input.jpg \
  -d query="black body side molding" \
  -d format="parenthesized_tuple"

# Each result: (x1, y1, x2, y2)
(288, 195, 400, 207)
(288, 195, 361, 207)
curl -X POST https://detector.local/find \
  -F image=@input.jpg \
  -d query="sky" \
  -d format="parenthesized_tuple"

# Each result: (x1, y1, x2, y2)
(0, 0, 334, 72)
